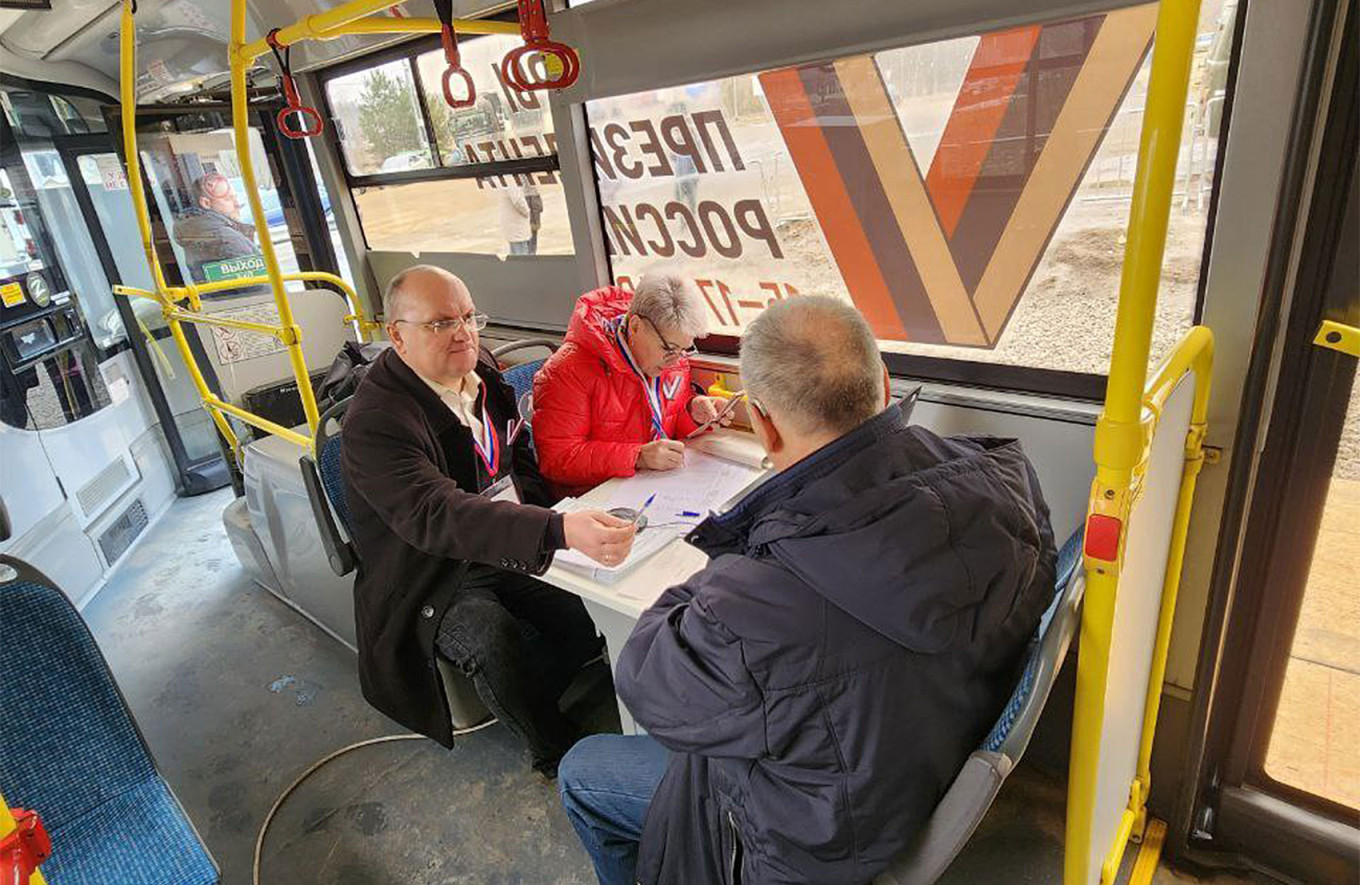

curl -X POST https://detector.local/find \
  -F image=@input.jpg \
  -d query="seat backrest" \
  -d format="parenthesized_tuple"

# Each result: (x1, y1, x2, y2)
(982, 527, 1086, 757)
(0, 557, 157, 830)
(873, 527, 1087, 885)
(301, 396, 357, 577)
(317, 429, 353, 536)
(502, 358, 546, 410)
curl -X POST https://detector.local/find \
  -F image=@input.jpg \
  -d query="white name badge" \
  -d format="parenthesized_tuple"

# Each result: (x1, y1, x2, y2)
(481, 475, 521, 504)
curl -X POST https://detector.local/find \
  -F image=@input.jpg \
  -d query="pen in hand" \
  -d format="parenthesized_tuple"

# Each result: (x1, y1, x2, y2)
(633, 493, 656, 526)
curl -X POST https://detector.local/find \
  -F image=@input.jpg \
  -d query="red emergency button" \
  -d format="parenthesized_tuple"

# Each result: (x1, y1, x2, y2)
(1085, 514, 1122, 561)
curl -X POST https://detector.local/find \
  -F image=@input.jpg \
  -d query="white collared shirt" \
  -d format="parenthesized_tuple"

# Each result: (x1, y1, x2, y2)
(417, 371, 484, 439)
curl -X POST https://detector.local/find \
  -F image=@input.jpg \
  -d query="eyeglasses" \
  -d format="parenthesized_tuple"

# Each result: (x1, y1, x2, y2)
(392, 313, 489, 336)
(640, 315, 698, 359)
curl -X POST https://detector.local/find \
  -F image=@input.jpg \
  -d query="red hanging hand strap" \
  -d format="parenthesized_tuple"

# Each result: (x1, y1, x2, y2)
(266, 28, 324, 139)
(433, 0, 476, 109)
(502, 0, 581, 92)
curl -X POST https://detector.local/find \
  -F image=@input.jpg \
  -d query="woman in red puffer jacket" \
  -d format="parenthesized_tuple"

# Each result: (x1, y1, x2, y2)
(533, 272, 728, 497)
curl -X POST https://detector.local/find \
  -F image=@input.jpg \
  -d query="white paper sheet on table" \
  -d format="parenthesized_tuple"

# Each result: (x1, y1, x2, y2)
(601, 450, 761, 518)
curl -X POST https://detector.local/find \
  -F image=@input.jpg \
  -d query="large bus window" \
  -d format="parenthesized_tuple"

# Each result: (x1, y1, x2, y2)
(413, 35, 556, 170)
(137, 126, 306, 297)
(325, 59, 436, 176)
(586, 1, 1235, 380)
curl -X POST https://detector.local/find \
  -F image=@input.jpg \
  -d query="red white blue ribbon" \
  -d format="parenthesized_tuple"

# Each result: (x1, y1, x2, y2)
(613, 317, 668, 440)
(470, 390, 501, 477)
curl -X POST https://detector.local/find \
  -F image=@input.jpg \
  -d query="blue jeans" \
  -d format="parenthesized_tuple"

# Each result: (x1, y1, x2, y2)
(559, 734, 670, 885)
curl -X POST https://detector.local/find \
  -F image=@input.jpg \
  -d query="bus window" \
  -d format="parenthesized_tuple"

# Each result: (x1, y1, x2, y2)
(321, 41, 573, 258)
(20, 150, 128, 352)
(412, 34, 556, 170)
(325, 58, 436, 176)
(586, 2, 1236, 382)
(350, 174, 572, 256)
(137, 125, 306, 297)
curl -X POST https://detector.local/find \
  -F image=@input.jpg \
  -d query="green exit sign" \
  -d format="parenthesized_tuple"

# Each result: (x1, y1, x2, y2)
(202, 254, 266, 283)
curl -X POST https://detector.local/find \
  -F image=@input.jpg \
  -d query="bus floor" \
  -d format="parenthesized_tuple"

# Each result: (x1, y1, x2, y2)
(77, 489, 1276, 885)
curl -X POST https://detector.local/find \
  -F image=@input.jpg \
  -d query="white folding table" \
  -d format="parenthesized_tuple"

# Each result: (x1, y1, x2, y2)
(538, 432, 768, 733)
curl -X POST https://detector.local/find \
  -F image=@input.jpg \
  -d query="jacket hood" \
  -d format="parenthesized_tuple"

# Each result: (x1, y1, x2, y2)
(564, 286, 633, 372)
(693, 406, 1051, 654)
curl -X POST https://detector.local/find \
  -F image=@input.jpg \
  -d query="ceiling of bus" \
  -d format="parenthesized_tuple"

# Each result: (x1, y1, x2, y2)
(0, 0, 508, 102)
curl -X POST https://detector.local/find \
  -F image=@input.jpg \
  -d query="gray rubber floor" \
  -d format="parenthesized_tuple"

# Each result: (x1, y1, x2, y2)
(80, 488, 1273, 885)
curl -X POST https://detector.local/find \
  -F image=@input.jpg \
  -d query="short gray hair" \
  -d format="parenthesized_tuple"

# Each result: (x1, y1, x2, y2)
(740, 296, 884, 435)
(628, 271, 708, 340)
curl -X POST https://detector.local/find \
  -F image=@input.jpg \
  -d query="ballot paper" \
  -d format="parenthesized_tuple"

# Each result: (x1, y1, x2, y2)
(603, 449, 761, 518)
(550, 451, 764, 583)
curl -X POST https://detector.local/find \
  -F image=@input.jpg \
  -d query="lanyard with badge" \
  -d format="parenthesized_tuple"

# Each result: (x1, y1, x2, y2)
(471, 390, 523, 503)
(613, 317, 668, 440)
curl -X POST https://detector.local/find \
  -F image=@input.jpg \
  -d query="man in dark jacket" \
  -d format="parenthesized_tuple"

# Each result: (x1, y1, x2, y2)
(342, 265, 636, 775)
(558, 296, 1057, 884)
(171, 172, 265, 292)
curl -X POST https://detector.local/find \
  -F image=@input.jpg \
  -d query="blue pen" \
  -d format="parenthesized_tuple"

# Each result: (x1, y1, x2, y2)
(633, 493, 656, 526)
(678, 510, 701, 518)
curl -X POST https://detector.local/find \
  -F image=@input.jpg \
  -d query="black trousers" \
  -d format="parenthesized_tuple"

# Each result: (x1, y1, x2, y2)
(434, 563, 601, 769)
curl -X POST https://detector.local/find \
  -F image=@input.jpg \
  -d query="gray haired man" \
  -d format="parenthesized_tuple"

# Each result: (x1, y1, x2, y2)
(533, 270, 733, 497)
(559, 295, 1058, 885)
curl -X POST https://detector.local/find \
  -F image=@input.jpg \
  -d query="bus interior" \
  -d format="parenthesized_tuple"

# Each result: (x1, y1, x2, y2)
(0, 0, 1356, 883)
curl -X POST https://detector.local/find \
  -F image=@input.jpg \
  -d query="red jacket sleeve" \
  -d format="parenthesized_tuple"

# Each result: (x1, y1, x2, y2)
(533, 355, 644, 490)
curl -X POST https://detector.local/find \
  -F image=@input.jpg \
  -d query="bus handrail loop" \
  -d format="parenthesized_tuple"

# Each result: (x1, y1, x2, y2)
(502, 0, 580, 92)
(434, 0, 478, 109)
(267, 28, 324, 138)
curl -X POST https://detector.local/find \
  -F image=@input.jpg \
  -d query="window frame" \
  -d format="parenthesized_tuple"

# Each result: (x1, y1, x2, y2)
(316, 24, 560, 208)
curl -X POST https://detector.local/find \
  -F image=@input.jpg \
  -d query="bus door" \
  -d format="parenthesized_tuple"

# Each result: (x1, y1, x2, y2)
(1189, 44, 1359, 882)
(53, 135, 230, 496)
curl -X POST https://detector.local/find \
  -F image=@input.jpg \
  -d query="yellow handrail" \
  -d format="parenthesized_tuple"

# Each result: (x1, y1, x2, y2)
(230, 0, 320, 433)
(120, 0, 244, 457)
(1064, 0, 1208, 882)
(312, 17, 520, 41)
(236, 0, 417, 63)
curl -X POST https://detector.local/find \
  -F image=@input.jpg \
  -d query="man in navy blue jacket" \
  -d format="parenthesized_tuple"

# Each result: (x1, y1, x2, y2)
(558, 296, 1057, 885)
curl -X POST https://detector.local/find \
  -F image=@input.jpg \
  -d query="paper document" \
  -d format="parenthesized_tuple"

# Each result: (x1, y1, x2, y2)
(551, 498, 687, 583)
(602, 450, 761, 518)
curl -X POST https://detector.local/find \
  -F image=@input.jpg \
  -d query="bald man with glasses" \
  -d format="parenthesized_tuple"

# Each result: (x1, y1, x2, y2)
(532, 271, 734, 498)
(342, 265, 636, 777)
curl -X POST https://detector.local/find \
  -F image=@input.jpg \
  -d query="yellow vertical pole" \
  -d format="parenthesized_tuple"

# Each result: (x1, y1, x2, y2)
(228, 0, 321, 435)
(1065, 1, 1204, 883)
(120, 0, 241, 454)
(1, 792, 49, 885)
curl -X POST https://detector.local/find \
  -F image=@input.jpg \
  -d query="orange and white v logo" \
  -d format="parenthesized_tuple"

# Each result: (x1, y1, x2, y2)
(759, 4, 1158, 346)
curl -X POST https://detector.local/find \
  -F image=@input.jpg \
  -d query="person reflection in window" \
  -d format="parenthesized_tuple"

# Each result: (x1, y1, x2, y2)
(172, 172, 265, 294)
(501, 177, 539, 256)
